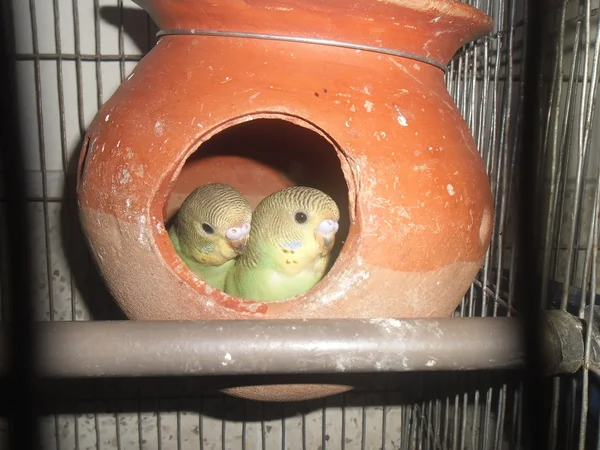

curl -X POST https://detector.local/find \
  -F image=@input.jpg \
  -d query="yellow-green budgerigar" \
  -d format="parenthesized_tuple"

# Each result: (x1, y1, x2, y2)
(168, 183, 252, 290)
(224, 186, 340, 302)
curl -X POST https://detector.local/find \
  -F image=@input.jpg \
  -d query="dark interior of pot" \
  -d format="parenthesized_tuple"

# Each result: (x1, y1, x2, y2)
(164, 118, 351, 290)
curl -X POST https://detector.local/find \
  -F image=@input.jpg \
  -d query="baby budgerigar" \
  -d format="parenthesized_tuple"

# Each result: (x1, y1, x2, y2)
(168, 183, 252, 291)
(224, 185, 340, 302)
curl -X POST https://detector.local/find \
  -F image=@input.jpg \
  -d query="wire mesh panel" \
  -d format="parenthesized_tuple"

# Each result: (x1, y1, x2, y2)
(533, 0, 600, 449)
(0, 0, 580, 448)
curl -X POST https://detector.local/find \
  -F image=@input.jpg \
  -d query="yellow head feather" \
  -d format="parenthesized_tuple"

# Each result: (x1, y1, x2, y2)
(241, 186, 340, 274)
(174, 183, 252, 266)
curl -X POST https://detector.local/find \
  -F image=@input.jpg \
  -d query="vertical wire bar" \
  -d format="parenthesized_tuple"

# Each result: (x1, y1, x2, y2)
(510, 385, 519, 448)
(451, 395, 459, 450)
(323, 399, 328, 450)
(426, 400, 434, 449)
(157, 406, 163, 450)
(28, 0, 54, 323)
(469, 44, 478, 137)
(381, 402, 388, 450)
(199, 396, 205, 450)
(260, 403, 266, 450)
(71, 0, 85, 136)
(241, 400, 247, 450)
(493, 0, 516, 320)
(516, 382, 525, 448)
(118, 0, 126, 82)
(481, 387, 493, 449)
(471, 390, 481, 450)
(476, 37, 493, 319)
(506, 70, 523, 317)
(577, 6, 600, 318)
(280, 407, 285, 450)
(433, 400, 441, 450)
(51, 0, 83, 445)
(341, 396, 346, 450)
(494, 386, 507, 450)
(482, 25, 504, 317)
(448, 59, 456, 98)
(360, 405, 367, 450)
(28, 0, 61, 447)
(568, 379, 577, 445)
(542, 3, 567, 310)
(301, 404, 307, 450)
(565, 0, 594, 317)
(574, 5, 600, 294)
(71, 0, 95, 335)
(553, 22, 583, 279)
(93, 0, 103, 106)
(137, 398, 143, 450)
(176, 409, 182, 450)
(456, 56, 464, 117)
(578, 42, 600, 441)
(222, 395, 227, 450)
(462, 45, 471, 121)
(545, 6, 570, 450)
(459, 393, 468, 450)
(579, 179, 600, 449)
(443, 398, 450, 449)
(408, 405, 417, 450)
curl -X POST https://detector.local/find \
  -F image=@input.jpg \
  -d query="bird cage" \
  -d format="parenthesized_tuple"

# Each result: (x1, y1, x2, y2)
(1, 0, 600, 448)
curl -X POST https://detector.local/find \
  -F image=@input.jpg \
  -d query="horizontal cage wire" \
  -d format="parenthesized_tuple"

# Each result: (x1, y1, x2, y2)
(1, 0, 597, 447)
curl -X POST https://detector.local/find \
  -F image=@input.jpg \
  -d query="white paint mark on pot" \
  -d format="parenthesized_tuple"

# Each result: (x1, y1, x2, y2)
(447, 184, 455, 196)
(105, 114, 110, 121)
(155, 120, 164, 136)
(221, 76, 232, 84)
(364, 100, 374, 112)
(119, 168, 131, 185)
(394, 105, 408, 126)
(249, 92, 261, 101)
(363, 86, 371, 95)
(397, 113, 408, 126)
(137, 215, 147, 245)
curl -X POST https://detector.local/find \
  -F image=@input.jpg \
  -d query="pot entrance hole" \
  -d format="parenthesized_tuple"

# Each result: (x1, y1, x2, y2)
(164, 118, 351, 299)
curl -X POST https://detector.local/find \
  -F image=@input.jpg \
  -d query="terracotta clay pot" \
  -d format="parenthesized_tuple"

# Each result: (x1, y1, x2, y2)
(76, 0, 494, 402)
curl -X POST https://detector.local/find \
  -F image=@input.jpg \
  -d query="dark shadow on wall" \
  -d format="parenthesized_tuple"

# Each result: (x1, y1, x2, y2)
(58, 5, 161, 321)
(100, 6, 159, 55)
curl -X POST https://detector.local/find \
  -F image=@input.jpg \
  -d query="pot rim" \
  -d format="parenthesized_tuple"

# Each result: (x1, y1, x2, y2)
(133, 0, 494, 68)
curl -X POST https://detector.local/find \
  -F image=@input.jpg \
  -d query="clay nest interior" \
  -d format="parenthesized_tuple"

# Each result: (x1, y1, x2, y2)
(163, 117, 351, 299)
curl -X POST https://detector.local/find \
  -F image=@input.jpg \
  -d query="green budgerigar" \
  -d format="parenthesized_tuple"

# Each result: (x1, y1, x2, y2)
(169, 183, 252, 290)
(224, 186, 340, 302)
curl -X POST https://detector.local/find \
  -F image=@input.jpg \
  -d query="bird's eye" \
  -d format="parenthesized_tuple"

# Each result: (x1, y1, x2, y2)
(202, 223, 214, 234)
(294, 212, 308, 224)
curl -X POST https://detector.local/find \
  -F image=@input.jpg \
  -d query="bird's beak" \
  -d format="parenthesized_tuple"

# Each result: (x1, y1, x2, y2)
(229, 237, 249, 255)
(318, 234, 336, 254)
(225, 223, 251, 255)
(315, 219, 339, 254)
